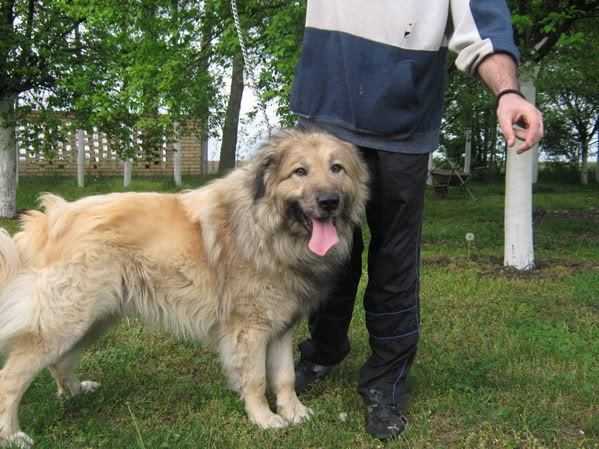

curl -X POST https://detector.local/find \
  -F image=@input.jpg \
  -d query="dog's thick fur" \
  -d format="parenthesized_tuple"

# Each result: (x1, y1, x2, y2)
(0, 129, 368, 447)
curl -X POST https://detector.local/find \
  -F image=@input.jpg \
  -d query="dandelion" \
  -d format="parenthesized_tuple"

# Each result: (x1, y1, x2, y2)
(465, 232, 475, 259)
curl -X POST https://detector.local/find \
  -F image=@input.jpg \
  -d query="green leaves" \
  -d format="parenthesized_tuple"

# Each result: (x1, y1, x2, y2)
(5, 0, 219, 161)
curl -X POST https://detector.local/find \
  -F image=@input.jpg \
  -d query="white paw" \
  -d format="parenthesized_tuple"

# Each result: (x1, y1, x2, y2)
(80, 381, 101, 394)
(251, 411, 289, 429)
(278, 399, 313, 425)
(3, 432, 34, 449)
(56, 380, 100, 399)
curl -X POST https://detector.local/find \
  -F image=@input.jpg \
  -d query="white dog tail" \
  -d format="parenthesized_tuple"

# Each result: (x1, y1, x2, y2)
(0, 228, 36, 353)
(0, 228, 21, 287)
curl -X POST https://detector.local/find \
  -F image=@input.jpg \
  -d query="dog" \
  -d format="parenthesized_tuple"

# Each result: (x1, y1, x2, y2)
(0, 129, 369, 448)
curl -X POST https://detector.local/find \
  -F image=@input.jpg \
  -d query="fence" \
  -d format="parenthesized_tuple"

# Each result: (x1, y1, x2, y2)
(16, 119, 220, 177)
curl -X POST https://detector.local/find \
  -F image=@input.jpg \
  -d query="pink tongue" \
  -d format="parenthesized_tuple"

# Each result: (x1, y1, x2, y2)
(309, 218, 339, 256)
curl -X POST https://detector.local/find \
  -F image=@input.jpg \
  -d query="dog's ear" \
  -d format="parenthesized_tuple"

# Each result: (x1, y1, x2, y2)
(253, 154, 272, 201)
(252, 130, 293, 201)
(252, 145, 282, 201)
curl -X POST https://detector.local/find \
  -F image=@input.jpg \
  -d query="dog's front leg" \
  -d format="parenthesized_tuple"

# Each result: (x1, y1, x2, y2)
(267, 329, 313, 424)
(220, 328, 288, 429)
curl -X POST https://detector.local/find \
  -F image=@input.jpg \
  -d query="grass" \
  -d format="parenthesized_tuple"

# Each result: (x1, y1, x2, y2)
(1, 176, 598, 449)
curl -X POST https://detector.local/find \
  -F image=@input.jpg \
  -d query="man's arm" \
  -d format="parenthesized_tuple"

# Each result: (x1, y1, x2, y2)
(477, 53, 544, 153)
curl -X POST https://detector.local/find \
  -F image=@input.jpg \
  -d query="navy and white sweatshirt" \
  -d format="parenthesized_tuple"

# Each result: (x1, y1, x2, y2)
(290, 0, 520, 153)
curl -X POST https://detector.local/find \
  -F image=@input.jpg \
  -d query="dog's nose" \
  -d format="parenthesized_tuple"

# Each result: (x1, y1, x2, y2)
(317, 192, 340, 212)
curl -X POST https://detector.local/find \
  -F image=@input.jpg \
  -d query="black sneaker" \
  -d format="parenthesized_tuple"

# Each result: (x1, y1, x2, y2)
(366, 403, 408, 440)
(294, 359, 335, 394)
(364, 390, 408, 440)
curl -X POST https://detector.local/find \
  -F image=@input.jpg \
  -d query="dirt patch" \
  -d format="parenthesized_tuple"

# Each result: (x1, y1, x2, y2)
(535, 207, 599, 225)
(422, 254, 599, 279)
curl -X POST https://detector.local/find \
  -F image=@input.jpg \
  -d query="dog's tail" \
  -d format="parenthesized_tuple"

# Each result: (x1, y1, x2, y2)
(0, 229, 39, 352)
(0, 274, 38, 353)
(0, 228, 21, 287)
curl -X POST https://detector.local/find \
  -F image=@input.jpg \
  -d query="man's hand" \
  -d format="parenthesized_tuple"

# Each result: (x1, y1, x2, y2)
(477, 53, 544, 153)
(497, 93, 544, 153)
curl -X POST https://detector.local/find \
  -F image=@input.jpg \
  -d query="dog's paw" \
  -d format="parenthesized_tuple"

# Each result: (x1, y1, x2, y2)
(278, 399, 313, 425)
(2, 432, 34, 449)
(80, 380, 101, 394)
(250, 411, 289, 429)
(56, 380, 100, 399)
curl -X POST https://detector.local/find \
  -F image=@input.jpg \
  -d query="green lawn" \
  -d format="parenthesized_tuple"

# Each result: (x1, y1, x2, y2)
(1, 176, 598, 449)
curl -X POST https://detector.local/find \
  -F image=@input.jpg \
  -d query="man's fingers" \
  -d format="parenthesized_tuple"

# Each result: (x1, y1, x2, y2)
(497, 95, 544, 154)
(499, 115, 516, 148)
(514, 127, 528, 141)
(517, 112, 543, 154)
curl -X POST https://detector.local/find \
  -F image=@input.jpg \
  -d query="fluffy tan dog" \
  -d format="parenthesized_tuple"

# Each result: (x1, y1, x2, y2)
(0, 129, 368, 448)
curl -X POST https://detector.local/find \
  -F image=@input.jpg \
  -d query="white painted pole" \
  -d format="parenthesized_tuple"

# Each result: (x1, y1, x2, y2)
(426, 152, 433, 186)
(464, 128, 472, 175)
(201, 132, 209, 175)
(123, 159, 132, 188)
(0, 95, 17, 218)
(173, 123, 183, 187)
(15, 130, 19, 186)
(76, 129, 85, 187)
(532, 146, 539, 184)
(504, 79, 536, 270)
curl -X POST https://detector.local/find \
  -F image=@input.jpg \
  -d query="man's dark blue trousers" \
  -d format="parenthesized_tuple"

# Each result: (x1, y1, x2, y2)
(298, 147, 429, 407)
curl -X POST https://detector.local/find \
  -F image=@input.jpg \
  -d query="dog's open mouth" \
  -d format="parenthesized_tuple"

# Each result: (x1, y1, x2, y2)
(308, 217, 338, 256)
(289, 202, 339, 256)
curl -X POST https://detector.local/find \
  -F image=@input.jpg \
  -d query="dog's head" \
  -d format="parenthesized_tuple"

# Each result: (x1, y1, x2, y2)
(251, 128, 369, 256)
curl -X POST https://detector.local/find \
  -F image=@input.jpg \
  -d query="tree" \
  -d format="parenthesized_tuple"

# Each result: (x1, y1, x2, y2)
(219, 52, 244, 172)
(502, 0, 599, 269)
(0, 0, 83, 217)
(538, 25, 599, 184)
(1, 0, 219, 203)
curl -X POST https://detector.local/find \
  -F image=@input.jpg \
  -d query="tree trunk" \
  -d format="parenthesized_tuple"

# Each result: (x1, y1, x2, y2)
(504, 78, 536, 270)
(76, 129, 86, 187)
(595, 143, 599, 184)
(197, 0, 214, 177)
(580, 140, 589, 185)
(123, 159, 132, 187)
(173, 145, 182, 186)
(0, 96, 17, 218)
(219, 53, 244, 173)
(426, 152, 433, 186)
(200, 131, 209, 175)
(173, 124, 183, 187)
(15, 130, 19, 186)
(464, 128, 472, 175)
(532, 146, 539, 184)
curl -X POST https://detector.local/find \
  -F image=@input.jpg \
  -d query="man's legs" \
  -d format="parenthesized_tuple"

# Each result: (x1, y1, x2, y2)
(295, 149, 376, 382)
(297, 145, 427, 370)
(297, 225, 364, 367)
(357, 150, 428, 409)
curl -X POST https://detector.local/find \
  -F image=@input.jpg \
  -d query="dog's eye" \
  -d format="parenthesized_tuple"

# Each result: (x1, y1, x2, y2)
(294, 167, 308, 177)
(330, 163, 344, 174)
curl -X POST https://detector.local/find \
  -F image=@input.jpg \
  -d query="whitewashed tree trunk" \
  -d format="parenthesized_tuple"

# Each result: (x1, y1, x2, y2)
(201, 134, 209, 175)
(464, 128, 472, 175)
(173, 142, 183, 187)
(580, 164, 588, 185)
(532, 146, 539, 184)
(123, 159, 132, 187)
(15, 131, 19, 186)
(426, 152, 433, 186)
(504, 79, 536, 270)
(76, 129, 86, 187)
(580, 142, 589, 185)
(0, 96, 17, 218)
(173, 123, 183, 187)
